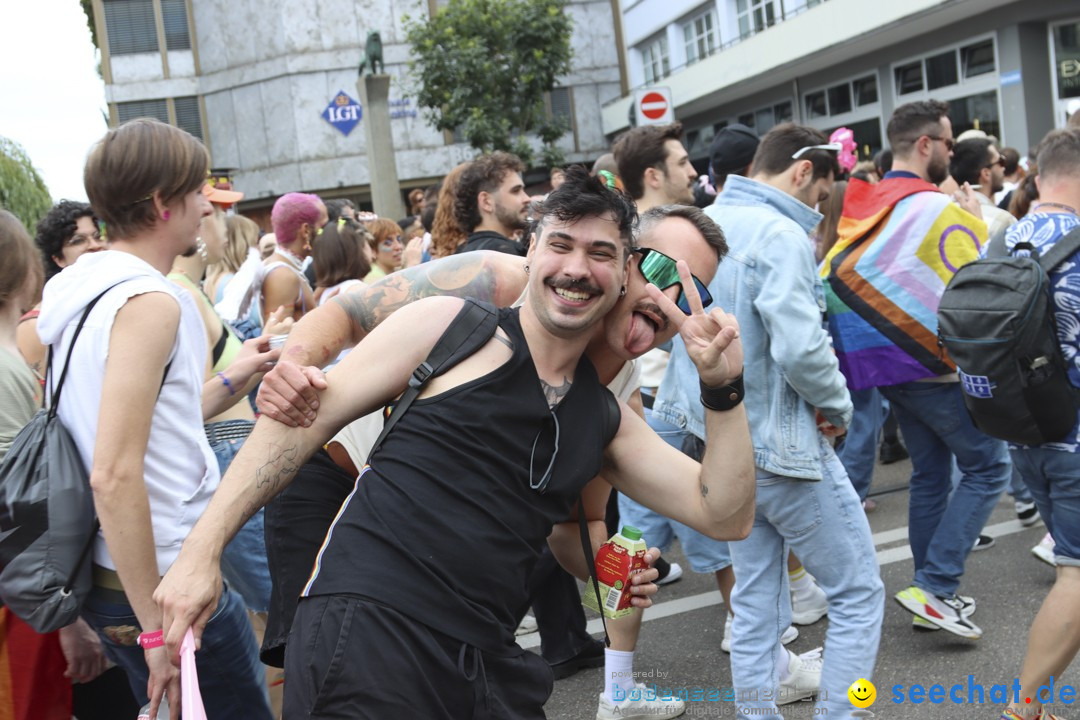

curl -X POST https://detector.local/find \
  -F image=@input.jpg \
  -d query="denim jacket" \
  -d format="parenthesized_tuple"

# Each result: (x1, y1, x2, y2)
(654, 176, 852, 480)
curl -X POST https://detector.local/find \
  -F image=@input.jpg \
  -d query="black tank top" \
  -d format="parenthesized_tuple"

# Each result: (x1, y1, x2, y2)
(302, 307, 620, 655)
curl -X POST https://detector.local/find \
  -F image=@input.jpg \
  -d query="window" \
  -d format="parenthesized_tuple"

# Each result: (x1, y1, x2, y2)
(895, 61, 924, 94)
(948, 90, 1000, 139)
(549, 87, 572, 125)
(925, 51, 958, 90)
(736, 0, 782, 40)
(640, 35, 670, 85)
(103, 0, 157, 55)
(116, 99, 169, 124)
(773, 101, 793, 124)
(961, 39, 995, 78)
(161, 0, 191, 51)
(827, 83, 852, 115)
(805, 90, 826, 119)
(738, 112, 755, 128)
(173, 96, 202, 140)
(756, 107, 775, 134)
(683, 9, 717, 65)
(1054, 22, 1080, 100)
(853, 75, 878, 106)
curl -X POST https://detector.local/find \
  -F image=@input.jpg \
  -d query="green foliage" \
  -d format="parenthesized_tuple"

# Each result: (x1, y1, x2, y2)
(80, 0, 99, 51)
(0, 137, 53, 231)
(404, 0, 573, 169)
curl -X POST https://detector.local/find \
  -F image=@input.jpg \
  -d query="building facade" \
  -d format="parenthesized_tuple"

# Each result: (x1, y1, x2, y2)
(90, 0, 628, 212)
(607, 0, 1080, 168)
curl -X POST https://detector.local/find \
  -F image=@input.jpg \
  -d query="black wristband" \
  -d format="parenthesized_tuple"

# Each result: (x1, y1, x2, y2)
(700, 374, 744, 412)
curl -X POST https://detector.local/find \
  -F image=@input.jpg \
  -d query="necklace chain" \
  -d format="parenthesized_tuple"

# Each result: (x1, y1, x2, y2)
(1032, 201, 1079, 216)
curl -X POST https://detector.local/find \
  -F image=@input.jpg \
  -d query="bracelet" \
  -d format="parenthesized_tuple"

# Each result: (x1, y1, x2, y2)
(217, 371, 236, 396)
(137, 630, 164, 649)
(700, 374, 744, 412)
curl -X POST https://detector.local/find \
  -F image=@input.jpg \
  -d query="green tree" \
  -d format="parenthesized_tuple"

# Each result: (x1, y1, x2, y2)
(404, 0, 574, 169)
(0, 137, 52, 231)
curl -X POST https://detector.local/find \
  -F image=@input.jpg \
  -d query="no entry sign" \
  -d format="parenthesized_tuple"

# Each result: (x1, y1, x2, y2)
(633, 87, 674, 126)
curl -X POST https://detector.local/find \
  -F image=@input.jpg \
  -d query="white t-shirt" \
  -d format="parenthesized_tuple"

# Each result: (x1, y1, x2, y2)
(38, 251, 218, 574)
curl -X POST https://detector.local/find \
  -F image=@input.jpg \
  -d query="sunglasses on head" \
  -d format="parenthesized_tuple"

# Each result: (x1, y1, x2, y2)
(634, 247, 713, 315)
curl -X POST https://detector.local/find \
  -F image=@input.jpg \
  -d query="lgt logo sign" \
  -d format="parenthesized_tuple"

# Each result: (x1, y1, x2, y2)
(321, 91, 362, 136)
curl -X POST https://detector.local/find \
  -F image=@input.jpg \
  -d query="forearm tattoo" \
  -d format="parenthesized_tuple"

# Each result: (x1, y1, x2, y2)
(541, 376, 572, 409)
(332, 255, 502, 339)
(243, 442, 301, 519)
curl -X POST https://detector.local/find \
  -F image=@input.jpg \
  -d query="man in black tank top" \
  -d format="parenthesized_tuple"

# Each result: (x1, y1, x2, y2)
(156, 169, 757, 719)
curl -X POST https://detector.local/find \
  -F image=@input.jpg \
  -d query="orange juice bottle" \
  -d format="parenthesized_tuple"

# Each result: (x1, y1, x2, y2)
(582, 525, 648, 619)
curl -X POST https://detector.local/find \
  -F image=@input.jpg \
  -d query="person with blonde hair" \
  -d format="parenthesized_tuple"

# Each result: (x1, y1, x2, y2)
(35, 118, 274, 719)
(206, 213, 257, 304)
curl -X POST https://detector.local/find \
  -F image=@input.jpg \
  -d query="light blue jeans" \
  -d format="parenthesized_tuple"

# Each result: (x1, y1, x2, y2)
(729, 438, 883, 720)
(879, 381, 1009, 597)
(837, 388, 884, 501)
(618, 409, 732, 573)
(1012, 447, 1080, 565)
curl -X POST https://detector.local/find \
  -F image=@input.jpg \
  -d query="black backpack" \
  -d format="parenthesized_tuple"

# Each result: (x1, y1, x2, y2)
(937, 226, 1080, 445)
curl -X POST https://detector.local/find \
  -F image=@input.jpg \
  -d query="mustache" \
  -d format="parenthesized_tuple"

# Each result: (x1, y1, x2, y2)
(544, 277, 603, 295)
(638, 301, 671, 331)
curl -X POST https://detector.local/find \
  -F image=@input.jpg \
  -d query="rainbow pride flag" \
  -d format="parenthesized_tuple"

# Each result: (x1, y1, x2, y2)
(821, 177, 987, 390)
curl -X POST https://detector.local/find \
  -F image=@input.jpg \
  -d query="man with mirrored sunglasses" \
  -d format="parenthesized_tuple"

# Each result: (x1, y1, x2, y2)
(657, 123, 885, 720)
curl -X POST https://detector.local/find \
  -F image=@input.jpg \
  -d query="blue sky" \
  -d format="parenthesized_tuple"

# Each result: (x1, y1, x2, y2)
(0, 0, 108, 202)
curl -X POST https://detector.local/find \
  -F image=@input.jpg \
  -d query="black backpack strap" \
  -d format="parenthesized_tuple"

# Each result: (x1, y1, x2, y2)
(578, 497, 610, 647)
(47, 284, 124, 419)
(1037, 226, 1080, 274)
(366, 299, 499, 461)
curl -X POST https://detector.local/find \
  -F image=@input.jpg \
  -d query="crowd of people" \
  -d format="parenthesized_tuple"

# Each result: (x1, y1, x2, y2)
(0, 98, 1079, 720)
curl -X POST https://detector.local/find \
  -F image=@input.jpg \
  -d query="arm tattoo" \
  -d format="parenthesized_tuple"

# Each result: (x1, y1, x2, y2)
(244, 442, 301, 519)
(332, 254, 502, 339)
(701, 483, 710, 498)
(540, 376, 572, 409)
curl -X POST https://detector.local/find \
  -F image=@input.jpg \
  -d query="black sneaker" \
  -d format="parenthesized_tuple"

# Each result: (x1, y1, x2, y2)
(549, 639, 605, 680)
(1015, 500, 1040, 527)
(879, 438, 909, 464)
(972, 534, 995, 551)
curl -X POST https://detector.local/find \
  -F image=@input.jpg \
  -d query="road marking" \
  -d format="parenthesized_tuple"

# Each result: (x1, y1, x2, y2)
(517, 517, 1035, 649)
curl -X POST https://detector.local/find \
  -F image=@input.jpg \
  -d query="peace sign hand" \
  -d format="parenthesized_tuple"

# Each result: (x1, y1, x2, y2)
(644, 259, 743, 388)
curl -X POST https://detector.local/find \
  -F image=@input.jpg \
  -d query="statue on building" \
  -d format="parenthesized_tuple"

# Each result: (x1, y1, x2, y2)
(358, 31, 384, 75)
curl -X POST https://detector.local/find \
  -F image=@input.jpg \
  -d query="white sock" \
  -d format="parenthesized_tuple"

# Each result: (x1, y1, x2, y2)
(604, 648, 636, 703)
(777, 645, 793, 682)
(789, 567, 813, 593)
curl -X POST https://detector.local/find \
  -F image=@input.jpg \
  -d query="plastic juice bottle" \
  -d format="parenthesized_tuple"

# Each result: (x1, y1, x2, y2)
(582, 525, 648, 619)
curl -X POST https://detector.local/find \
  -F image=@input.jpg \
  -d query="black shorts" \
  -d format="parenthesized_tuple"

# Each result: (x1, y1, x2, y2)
(284, 595, 554, 719)
(262, 449, 355, 667)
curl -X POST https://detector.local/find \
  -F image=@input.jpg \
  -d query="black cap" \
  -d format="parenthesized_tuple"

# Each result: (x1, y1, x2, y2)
(709, 123, 759, 176)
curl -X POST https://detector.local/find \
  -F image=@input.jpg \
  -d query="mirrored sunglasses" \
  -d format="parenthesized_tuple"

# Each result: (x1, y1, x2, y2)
(635, 247, 713, 315)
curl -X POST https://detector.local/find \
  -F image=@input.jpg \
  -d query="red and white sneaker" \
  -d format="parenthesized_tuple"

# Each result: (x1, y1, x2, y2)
(895, 586, 981, 639)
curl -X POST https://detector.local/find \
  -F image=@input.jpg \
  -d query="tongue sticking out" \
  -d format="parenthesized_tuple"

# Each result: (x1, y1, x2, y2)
(625, 312, 657, 356)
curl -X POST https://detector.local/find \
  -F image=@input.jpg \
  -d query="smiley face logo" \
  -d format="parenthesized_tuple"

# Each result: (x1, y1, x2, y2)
(848, 678, 876, 708)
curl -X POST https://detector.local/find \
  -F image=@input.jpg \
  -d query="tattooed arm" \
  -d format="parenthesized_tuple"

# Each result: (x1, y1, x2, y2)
(258, 250, 527, 426)
(155, 296, 468, 662)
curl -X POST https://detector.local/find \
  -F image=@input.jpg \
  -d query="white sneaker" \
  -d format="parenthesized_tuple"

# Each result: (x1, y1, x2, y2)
(790, 578, 828, 625)
(721, 613, 799, 653)
(514, 614, 537, 636)
(596, 683, 686, 720)
(657, 562, 684, 586)
(776, 647, 823, 705)
(1032, 533, 1057, 567)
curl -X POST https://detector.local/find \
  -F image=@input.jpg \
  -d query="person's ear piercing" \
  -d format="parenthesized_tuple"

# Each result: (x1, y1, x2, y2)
(524, 264, 530, 274)
(162, 210, 170, 221)
(619, 286, 626, 297)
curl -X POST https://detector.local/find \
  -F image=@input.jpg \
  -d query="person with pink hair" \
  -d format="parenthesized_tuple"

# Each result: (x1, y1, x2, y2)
(260, 192, 326, 323)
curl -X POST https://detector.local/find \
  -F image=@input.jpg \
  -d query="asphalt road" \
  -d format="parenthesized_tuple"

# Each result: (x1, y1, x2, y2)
(527, 453, 1066, 720)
